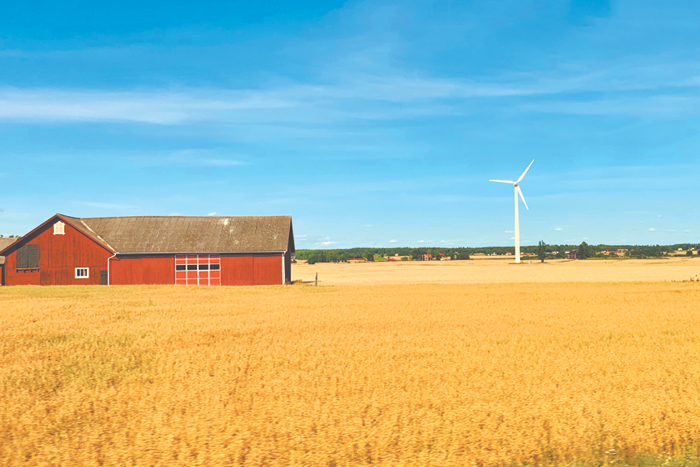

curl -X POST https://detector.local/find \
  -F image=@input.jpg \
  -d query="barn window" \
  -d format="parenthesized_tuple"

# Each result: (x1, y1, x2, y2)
(75, 268, 89, 278)
(16, 245, 40, 269)
(54, 221, 65, 235)
(175, 255, 221, 286)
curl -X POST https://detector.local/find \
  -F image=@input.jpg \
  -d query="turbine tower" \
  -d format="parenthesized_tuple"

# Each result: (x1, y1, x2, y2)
(490, 160, 534, 264)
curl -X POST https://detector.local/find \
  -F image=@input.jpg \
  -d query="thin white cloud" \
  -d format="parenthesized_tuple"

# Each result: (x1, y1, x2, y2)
(555, 227, 563, 231)
(649, 228, 657, 231)
(520, 95, 700, 118)
(0, 88, 291, 125)
(207, 212, 217, 216)
(318, 241, 336, 246)
(195, 159, 245, 167)
(3, 57, 700, 126)
(135, 149, 246, 167)
(389, 239, 397, 243)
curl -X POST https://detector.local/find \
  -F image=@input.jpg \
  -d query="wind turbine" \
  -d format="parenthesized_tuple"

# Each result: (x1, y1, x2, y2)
(490, 160, 534, 264)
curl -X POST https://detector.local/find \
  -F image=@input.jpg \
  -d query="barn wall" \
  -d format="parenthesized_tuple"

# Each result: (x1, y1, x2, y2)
(220, 254, 283, 285)
(4, 220, 110, 286)
(253, 254, 283, 285)
(221, 256, 254, 285)
(110, 255, 174, 285)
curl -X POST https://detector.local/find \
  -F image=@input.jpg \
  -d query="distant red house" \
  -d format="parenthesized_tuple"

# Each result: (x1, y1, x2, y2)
(347, 257, 366, 262)
(568, 250, 578, 260)
(0, 214, 294, 286)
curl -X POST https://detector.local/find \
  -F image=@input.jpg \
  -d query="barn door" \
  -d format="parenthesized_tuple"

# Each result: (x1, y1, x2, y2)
(100, 270, 108, 285)
(175, 255, 221, 285)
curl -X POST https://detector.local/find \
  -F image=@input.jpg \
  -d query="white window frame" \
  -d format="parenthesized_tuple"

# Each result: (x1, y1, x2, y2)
(54, 221, 65, 235)
(75, 268, 89, 279)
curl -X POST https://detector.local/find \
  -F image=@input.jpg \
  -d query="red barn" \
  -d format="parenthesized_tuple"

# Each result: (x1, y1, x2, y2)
(0, 237, 18, 286)
(0, 214, 295, 286)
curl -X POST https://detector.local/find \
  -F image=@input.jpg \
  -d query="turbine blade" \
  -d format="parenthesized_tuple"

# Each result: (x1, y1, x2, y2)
(517, 186, 529, 210)
(516, 160, 534, 184)
(489, 179, 515, 184)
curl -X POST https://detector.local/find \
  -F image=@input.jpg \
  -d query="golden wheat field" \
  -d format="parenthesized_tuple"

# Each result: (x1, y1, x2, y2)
(2, 278, 700, 466)
(293, 257, 700, 285)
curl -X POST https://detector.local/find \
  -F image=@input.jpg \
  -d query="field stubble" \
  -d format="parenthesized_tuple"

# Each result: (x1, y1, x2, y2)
(292, 257, 700, 285)
(2, 282, 700, 466)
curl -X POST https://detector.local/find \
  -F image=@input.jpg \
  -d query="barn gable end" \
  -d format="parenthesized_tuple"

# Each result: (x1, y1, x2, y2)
(0, 215, 113, 286)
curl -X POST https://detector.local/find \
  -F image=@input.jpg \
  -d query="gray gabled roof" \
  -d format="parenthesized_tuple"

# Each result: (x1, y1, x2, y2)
(0, 238, 18, 265)
(61, 215, 294, 254)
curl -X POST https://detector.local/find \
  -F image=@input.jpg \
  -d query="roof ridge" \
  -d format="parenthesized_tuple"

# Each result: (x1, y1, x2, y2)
(80, 215, 291, 219)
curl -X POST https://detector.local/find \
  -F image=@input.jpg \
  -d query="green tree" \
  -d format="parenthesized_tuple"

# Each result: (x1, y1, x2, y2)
(537, 240, 546, 263)
(578, 241, 589, 259)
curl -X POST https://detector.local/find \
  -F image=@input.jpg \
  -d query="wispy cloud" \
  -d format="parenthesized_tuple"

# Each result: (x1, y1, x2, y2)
(0, 88, 291, 124)
(520, 94, 700, 118)
(135, 149, 246, 167)
(389, 239, 397, 243)
(3, 55, 700, 126)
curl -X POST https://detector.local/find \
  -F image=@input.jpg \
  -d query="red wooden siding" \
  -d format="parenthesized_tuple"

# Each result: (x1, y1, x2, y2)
(221, 256, 254, 285)
(219, 254, 283, 285)
(253, 254, 283, 285)
(110, 256, 174, 285)
(4, 220, 110, 286)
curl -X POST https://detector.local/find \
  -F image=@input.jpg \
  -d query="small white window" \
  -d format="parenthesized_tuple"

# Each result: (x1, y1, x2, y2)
(75, 268, 89, 279)
(54, 221, 65, 235)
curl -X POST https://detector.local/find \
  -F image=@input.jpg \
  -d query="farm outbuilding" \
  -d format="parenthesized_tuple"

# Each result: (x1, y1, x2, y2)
(0, 237, 18, 286)
(0, 214, 294, 286)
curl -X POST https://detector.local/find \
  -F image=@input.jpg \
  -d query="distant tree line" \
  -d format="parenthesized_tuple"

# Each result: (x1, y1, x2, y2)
(296, 243, 699, 264)
(296, 247, 472, 264)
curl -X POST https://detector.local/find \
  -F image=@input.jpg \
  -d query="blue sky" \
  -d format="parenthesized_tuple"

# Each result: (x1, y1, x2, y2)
(1, 0, 699, 248)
